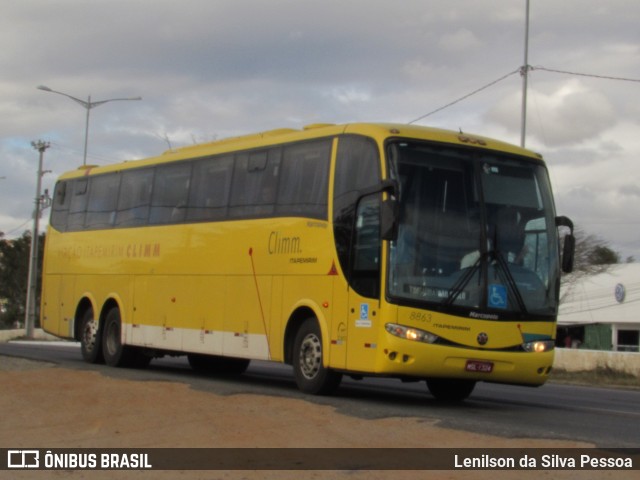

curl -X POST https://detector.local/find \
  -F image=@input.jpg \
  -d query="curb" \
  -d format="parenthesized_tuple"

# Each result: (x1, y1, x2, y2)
(0, 328, 61, 343)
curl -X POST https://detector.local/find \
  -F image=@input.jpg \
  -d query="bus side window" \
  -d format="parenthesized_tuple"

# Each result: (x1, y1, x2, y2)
(352, 194, 381, 297)
(149, 163, 192, 224)
(67, 179, 89, 231)
(333, 135, 381, 298)
(277, 139, 331, 219)
(116, 168, 154, 227)
(85, 173, 121, 229)
(229, 149, 279, 218)
(188, 155, 233, 221)
(50, 181, 71, 232)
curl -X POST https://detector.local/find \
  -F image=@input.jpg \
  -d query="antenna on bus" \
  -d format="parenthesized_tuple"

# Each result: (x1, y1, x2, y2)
(155, 132, 175, 152)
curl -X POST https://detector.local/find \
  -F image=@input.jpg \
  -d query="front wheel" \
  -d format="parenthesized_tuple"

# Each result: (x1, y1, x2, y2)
(292, 319, 342, 395)
(426, 378, 476, 402)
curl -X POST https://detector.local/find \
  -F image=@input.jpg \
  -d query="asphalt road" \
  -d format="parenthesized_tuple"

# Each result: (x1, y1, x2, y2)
(2, 340, 639, 448)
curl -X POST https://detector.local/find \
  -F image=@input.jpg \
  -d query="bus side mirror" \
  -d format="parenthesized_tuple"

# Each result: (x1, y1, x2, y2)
(380, 179, 399, 241)
(354, 179, 399, 241)
(381, 196, 398, 241)
(561, 233, 575, 273)
(556, 216, 575, 273)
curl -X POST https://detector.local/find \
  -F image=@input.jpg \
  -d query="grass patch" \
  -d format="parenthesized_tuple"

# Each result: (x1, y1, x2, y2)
(550, 367, 639, 389)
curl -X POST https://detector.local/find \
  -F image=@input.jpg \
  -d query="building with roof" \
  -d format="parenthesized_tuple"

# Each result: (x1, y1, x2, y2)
(558, 263, 640, 352)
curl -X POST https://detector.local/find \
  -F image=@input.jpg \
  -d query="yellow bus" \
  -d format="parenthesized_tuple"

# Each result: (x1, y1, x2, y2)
(41, 123, 574, 401)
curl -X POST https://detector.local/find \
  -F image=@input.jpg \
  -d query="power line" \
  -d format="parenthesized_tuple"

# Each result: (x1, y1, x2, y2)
(408, 69, 521, 124)
(407, 65, 640, 125)
(3, 219, 32, 237)
(532, 66, 640, 83)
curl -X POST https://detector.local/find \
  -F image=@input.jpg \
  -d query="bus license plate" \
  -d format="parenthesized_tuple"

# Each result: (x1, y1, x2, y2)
(465, 360, 494, 373)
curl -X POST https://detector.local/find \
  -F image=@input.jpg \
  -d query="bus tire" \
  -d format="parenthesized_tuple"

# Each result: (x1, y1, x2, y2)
(292, 318, 342, 395)
(102, 307, 136, 368)
(426, 378, 476, 402)
(79, 308, 103, 364)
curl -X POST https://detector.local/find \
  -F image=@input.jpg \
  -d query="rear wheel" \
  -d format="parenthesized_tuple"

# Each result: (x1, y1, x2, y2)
(79, 308, 103, 364)
(292, 318, 342, 395)
(102, 307, 141, 368)
(426, 378, 476, 402)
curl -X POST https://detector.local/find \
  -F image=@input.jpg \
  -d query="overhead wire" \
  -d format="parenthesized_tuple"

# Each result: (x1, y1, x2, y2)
(408, 65, 640, 124)
(407, 68, 521, 124)
(3, 219, 31, 237)
(531, 66, 640, 84)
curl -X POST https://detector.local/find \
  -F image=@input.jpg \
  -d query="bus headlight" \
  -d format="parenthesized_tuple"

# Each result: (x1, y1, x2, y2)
(522, 340, 555, 353)
(385, 323, 439, 344)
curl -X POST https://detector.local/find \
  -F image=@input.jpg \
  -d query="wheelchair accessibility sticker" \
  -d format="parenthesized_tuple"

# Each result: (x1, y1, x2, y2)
(488, 284, 507, 309)
(356, 303, 372, 328)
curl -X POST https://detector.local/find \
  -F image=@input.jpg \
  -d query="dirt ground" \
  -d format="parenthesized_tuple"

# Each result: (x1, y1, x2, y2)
(0, 355, 630, 480)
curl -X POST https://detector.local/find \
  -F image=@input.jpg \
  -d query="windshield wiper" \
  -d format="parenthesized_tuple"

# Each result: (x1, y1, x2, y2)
(443, 253, 484, 306)
(443, 247, 528, 314)
(493, 250, 528, 314)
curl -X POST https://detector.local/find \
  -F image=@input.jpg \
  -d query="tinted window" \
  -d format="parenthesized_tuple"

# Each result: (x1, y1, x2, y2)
(229, 149, 280, 218)
(51, 136, 338, 231)
(50, 181, 70, 231)
(85, 173, 120, 229)
(277, 139, 331, 219)
(116, 168, 154, 227)
(333, 135, 381, 297)
(187, 155, 233, 221)
(149, 163, 192, 224)
(67, 179, 89, 231)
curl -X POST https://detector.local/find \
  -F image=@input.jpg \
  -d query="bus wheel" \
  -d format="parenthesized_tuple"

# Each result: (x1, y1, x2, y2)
(102, 307, 135, 367)
(187, 354, 250, 375)
(79, 308, 103, 364)
(292, 319, 342, 395)
(426, 378, 476, 402)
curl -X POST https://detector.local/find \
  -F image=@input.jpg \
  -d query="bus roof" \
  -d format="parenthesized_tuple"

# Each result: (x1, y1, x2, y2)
(58, 123, 543, 180)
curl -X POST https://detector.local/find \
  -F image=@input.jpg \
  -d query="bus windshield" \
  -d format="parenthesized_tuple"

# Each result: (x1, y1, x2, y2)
(387, 141, 560, 317)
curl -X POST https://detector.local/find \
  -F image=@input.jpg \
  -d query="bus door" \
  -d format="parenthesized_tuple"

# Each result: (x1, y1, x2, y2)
(332, 135, 383, 373)
(345, 194, 382, 372)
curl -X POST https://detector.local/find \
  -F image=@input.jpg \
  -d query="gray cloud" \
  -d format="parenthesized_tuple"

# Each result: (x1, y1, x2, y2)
(1, 0, 639, 258)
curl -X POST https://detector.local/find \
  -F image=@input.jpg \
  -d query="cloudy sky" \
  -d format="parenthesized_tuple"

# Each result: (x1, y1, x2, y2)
(1, 0, 639, 259)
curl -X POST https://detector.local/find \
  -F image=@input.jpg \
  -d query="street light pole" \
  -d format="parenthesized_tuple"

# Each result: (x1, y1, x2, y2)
(520, 0, 531, 148)
(24, 140, 50, 339)
(37, 85, 141, 166)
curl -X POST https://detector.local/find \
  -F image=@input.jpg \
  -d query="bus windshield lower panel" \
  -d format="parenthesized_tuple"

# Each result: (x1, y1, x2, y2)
(387, 141, 560, 318)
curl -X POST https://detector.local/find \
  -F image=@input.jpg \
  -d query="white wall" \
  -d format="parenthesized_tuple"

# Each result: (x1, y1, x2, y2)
(554, 348, 640, 378)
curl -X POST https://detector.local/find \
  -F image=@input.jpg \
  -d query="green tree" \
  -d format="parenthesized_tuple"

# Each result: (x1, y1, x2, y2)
(0, 231, 46, 329)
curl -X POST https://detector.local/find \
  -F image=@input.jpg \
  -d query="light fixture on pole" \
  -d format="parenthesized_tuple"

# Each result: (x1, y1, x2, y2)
(37, 85, 141, 166)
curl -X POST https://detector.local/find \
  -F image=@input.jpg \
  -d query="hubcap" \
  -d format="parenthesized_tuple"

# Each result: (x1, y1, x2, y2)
(82, 318, 97, 352)
(299, 333, 322, 380)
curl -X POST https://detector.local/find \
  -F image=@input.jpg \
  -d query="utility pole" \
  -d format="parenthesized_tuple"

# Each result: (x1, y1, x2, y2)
(24, 140, 50, 339)
(520, 0, 531, 147)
